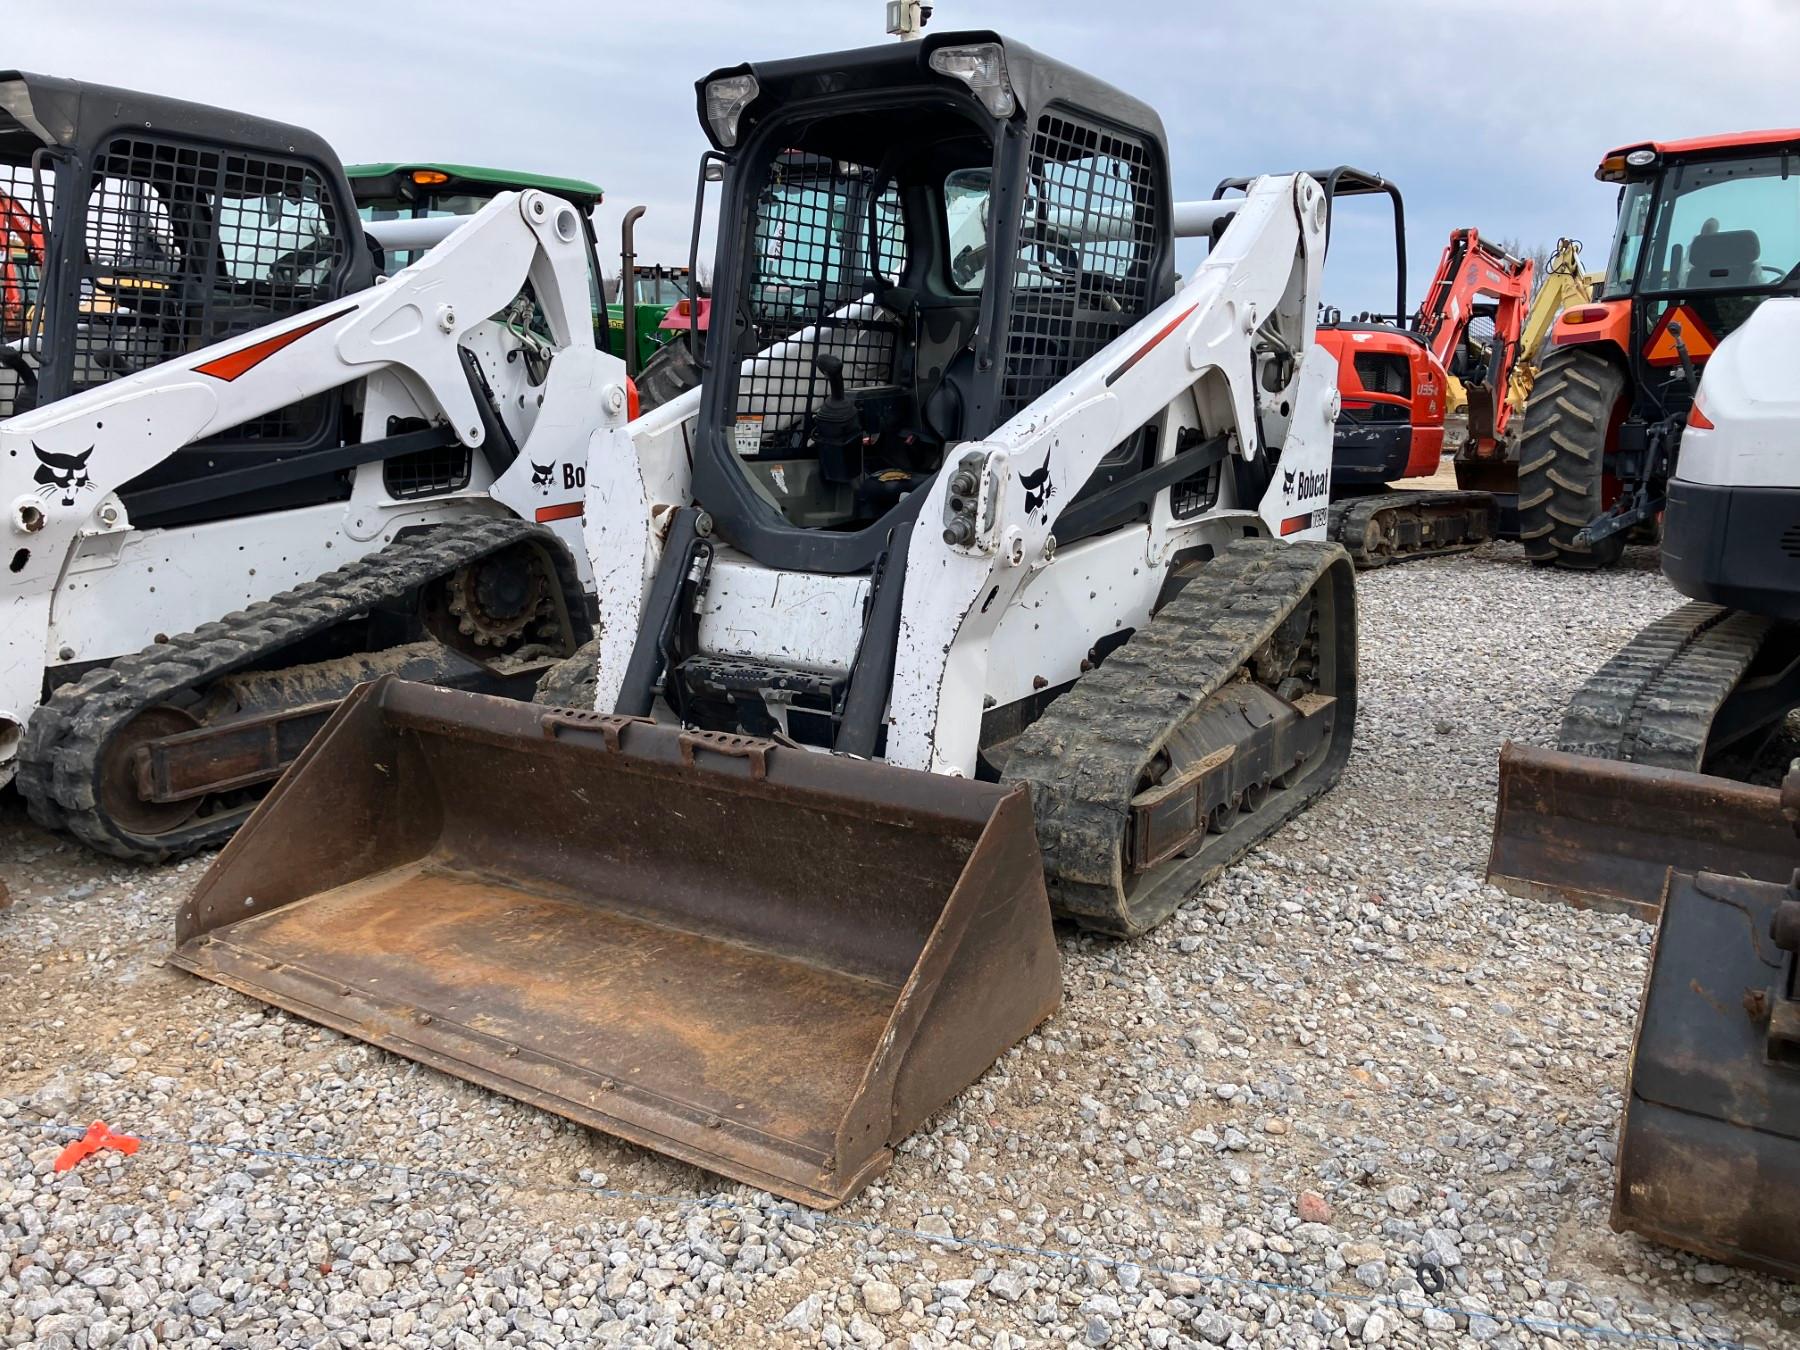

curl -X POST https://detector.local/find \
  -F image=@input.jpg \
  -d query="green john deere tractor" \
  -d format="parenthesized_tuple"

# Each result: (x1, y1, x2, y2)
(346, 162, 693, 373)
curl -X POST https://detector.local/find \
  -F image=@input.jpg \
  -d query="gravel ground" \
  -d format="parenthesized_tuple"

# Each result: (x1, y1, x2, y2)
(4, 541, 1798, 1350)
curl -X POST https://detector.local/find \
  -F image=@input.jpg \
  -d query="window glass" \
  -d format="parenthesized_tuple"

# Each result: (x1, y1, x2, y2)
(1603, 181, 1651, 298)
(1609, 157, 1800, 295)
(215, 183, 337, 288)
(944, 167, 989, 292)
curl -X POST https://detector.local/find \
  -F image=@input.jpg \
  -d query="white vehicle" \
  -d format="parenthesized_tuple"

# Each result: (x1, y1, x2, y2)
(1, 76, 624, 860)
(1488, 297, 1800, 1279)
(173, 32, 1360, 1212)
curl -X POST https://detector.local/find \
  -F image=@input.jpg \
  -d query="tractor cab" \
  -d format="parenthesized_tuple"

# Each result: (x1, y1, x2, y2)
(688, 31, 1174, 573)
(347, 162, 604, 273)
(1520, 130, 1800, 566)
(1575, 132, 1800, 420)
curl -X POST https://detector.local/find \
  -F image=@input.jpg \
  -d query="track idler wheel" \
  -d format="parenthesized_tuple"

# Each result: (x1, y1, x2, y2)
(98, 704, 204, 837)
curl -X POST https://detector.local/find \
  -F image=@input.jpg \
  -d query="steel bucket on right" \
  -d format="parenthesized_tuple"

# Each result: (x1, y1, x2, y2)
(1487, 742, 1797, 920)
(1616, 868, 1800, 1281)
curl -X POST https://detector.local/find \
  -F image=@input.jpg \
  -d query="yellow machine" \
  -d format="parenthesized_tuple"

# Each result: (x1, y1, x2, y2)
(1444, 239, 1598, 422)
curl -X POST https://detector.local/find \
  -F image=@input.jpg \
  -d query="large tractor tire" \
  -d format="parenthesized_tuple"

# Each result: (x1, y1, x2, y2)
(1516, 345, 1629, 571)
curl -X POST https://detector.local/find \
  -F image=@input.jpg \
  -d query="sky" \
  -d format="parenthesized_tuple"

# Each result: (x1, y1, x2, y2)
(21, 0, 1800, 313)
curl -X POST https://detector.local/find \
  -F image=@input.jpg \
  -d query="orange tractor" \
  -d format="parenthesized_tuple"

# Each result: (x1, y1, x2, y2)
(1516, 128, 1800, 569)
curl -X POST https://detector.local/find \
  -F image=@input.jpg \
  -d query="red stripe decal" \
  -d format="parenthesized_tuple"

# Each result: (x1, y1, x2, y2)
(1279, 512, 1312, 537)
(1105, 303, 1198, 387)
(535, 501, 584, 523)
(194, 308, 353, 382)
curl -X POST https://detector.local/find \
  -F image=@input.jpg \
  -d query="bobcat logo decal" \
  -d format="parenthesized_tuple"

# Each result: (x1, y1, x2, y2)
(1020, 449, 1055, 521)
(1282, 467, 1296, 499)
(33, 445, 95, 507)
(530, 460, 556, 489)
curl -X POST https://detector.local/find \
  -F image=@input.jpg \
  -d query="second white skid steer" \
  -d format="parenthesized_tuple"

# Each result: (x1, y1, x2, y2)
(174, 31, 1359, 1206)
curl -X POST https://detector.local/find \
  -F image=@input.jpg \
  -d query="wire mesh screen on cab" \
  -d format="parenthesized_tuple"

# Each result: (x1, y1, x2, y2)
(76, 137, 348, 442)
(735, 152, 905, 454)
(1001, 115, 1158, 419)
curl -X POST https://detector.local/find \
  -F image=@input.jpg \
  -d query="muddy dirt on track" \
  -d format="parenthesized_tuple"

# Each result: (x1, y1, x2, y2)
(2, 540, 1796, 1349)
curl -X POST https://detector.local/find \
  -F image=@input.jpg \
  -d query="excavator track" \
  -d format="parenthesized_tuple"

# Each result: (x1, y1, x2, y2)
(1005, 537, 1357, 936)
(1327, 490, 1498, 568)
(18, 517, 588, 863)
(1557, 601, 1774, 772)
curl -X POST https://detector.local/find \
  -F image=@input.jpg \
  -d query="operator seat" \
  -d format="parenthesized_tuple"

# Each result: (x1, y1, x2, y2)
(1687, 229, 1761, 287)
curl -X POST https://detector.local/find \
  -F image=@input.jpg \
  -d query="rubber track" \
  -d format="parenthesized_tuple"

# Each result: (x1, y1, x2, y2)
(1004, 537, 1354, 937)
(18, 516, 589, 862)
(532, 637, 603, 710)
(1557, 601, 1772, 771)
(1515, 345, 1628, 570)
(1328, 490, 1498, 569)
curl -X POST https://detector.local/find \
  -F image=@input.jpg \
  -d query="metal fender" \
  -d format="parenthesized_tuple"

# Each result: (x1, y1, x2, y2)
(1258, 351, 1337, 540)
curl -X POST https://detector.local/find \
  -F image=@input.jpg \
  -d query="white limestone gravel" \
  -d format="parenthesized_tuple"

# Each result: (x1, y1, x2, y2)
(3, 540, 1797, 1349)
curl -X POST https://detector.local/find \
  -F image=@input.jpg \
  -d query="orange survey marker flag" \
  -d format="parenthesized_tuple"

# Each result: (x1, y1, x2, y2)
(54, 1120, 140, 1172)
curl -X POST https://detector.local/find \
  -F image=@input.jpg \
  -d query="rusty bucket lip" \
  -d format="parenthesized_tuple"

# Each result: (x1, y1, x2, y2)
(170, 922, 890, 1208)
(173, 677, 1063, 1209)
(1486, 740, 1797, 920)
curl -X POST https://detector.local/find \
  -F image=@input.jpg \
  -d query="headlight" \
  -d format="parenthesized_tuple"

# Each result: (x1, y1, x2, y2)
(1625, 148, 1658, 168)
(703, 73, 759, 148)
(929, 43, 1017, 119)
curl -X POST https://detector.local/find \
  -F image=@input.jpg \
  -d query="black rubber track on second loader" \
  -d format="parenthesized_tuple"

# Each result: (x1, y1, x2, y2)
(18, 517, 589, 862)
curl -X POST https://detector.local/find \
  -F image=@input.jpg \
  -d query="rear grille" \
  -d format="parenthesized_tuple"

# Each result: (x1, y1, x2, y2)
(1779, 524, 1800, 560)
(1353, 352, 1410, 399)
(1170, 461, 1221, 519)
(384, 443, 472, 499)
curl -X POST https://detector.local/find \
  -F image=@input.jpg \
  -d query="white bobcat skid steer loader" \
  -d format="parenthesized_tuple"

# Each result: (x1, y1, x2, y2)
(4, 166, 627, 861)
(174, 33, 1356, 1208)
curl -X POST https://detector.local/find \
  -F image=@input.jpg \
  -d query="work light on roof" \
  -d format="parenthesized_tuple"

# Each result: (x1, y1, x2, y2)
(929, 43, 1016, 118)
(1626, 149, 1658, 167)
(704, 73, 759, 149)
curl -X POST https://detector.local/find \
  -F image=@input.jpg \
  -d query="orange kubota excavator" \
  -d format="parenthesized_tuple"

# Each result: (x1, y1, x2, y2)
(1302, 169, 1536, 566)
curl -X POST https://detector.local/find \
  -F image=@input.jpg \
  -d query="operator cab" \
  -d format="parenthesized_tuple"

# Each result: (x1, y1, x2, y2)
(1597, 133, 1800, 415)
(689, 31, 1174, 574)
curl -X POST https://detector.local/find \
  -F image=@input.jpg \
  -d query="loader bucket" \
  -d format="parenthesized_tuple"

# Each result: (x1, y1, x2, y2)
(1614, 868, 1800, 1280)
(171, 678, 1061, 1208)
(1486, 742, 1797, 920)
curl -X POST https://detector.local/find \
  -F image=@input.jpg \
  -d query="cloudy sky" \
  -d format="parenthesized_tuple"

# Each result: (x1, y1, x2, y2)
(24, 0, 1800, 311)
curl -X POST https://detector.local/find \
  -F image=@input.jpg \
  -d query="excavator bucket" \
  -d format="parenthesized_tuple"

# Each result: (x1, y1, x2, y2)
(1615, 867, 1800, 1280)
(1486, 742, 1796, 919)
(171, 678, 1061, 1208)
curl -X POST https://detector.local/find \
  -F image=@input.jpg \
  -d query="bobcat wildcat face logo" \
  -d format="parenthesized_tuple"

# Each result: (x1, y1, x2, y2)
(33, 445, 95, 507)
(530, 460, 556, 489)
(1019, 448, 1055, 521)
(1282, 468, 1295, 498)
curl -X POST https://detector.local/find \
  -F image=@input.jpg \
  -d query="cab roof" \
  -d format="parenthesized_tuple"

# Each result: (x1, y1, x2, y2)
(346, 162, 603, 205)
(696, 30, 1167, 161)
(1598, 129, 1800, 180)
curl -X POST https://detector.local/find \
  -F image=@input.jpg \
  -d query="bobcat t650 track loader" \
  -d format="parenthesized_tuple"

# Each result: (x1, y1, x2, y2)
(173, 31, 1358, 1208)
(1, 75, 622, 860)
